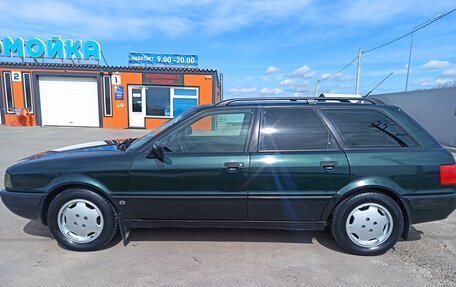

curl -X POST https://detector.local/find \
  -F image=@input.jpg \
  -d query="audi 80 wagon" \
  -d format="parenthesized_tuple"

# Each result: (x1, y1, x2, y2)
(2, 97, 456, 255)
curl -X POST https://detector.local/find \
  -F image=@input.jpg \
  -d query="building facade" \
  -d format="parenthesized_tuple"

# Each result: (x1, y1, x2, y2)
(0, 62, 221, 129)
(372, 87, 456, 147)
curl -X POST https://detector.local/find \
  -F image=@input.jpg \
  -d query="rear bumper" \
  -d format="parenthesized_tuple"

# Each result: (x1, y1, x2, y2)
(0, 189, 44, 221)
(402, 192, 456, 224)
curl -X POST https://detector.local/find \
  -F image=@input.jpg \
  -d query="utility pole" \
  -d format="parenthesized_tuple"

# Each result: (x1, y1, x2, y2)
(314, 80, 319, 97)
(405, 14, 443, 92)
(405, 35, 413, 92)
(220, 73, 224, 101)
(355, 49, 362, 95)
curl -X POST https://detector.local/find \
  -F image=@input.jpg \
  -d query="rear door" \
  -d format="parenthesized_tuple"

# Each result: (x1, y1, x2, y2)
(248, 107, 350, 221)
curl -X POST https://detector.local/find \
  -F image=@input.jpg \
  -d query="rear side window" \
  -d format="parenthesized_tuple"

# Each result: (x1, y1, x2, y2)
(325, 109, 418, 148)
(260, 108, 335, 151)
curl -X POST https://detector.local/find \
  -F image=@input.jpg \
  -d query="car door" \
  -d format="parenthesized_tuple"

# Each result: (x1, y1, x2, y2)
(248, 107, 350, 221)
(129, 108, 256, 220)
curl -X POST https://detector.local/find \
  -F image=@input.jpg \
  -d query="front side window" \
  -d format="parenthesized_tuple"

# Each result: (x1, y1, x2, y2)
(325, 109, 418, 148)
(161, 110, 254, 153)
(260, 108, 334, 151)
(3, 72, 14, 113)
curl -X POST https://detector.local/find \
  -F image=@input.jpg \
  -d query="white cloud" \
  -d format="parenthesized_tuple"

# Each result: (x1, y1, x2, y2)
(0, 0, 192, 40)
(265, 66, 281, 74)
(288, 65, 316, 78)
(260, 88, 284, 95)
(421, 60, 451, 71)
(279, 79, 297, 86)
(0, 0, 454, 42)
(335, 0, 455, 25)
(442, 68, 456, 78)
(227, 86, 258, 95)
(201, 0, 313, 33)
(0, 0, 314, 39)
(414, 78, 453, 87)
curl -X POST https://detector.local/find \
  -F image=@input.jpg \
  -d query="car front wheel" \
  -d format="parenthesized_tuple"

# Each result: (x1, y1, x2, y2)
(331, 192, 404, 256)
(48, 189, 118, 251)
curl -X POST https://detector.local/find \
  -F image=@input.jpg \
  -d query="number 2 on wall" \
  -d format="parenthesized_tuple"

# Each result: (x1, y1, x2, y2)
(12, 72, 21, 82)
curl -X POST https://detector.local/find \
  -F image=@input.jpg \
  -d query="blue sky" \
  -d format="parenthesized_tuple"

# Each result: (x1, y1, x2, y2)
(1, 0, 456, 97)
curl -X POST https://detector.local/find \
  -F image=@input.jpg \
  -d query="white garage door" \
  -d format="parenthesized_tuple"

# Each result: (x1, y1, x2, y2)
(39, 76, 99, 127)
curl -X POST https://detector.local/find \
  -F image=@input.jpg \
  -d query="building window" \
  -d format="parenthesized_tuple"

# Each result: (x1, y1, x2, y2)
(103, 76, 112, 116)
(172, 88, 198, 117)
(22, 73, 33, 113)
(3, 72, 14, 113)
(146, 87, 170, 117)
(143, 86, 198, 118)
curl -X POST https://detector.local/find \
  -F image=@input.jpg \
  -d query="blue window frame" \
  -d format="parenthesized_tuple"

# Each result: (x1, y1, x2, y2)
(173, 98, 198, 117)
(174, 88, 197, 96)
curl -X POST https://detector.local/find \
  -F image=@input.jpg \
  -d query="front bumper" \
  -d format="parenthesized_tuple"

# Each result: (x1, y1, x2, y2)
(0, 189, 44, 221)
(402, 192, 456, 224)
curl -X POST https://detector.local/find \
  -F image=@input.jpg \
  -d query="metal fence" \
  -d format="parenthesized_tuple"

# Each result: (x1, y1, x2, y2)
(372, 87, 456, 147)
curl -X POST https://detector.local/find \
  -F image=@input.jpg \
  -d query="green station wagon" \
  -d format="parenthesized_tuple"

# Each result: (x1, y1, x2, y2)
(1, 97, 456, 255)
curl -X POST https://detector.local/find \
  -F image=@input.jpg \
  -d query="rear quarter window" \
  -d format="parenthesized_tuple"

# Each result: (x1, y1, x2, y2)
(324, 109, 418, 148)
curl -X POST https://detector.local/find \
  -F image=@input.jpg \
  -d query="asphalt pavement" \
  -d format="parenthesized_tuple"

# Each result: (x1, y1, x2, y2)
(0, 126, 455, 287)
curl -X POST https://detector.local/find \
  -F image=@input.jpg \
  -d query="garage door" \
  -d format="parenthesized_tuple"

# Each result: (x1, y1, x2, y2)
(39, 76, 99, 127)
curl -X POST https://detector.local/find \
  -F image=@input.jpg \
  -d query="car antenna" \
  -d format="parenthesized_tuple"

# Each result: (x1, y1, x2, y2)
(363, 72, 394, 98)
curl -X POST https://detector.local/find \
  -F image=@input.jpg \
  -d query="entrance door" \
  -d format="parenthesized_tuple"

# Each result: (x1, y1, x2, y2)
(129, 87, 145, 128)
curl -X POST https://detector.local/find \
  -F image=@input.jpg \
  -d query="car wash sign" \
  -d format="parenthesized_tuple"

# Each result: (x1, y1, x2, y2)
(0, 36, 101, 61)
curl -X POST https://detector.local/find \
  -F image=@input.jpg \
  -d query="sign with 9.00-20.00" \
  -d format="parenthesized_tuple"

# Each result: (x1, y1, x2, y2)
(129, 53, 198, 67)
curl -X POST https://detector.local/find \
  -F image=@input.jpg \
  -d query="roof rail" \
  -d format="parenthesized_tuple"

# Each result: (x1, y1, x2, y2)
(216, 97, 385, 106)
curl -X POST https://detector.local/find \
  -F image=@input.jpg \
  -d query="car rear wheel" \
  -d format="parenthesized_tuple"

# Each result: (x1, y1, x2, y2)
(331, 192, 404, 256)
(48, 189, 118, 251)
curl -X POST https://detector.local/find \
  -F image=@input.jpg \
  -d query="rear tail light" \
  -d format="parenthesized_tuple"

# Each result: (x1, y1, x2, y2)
(440, 165, 456, 185)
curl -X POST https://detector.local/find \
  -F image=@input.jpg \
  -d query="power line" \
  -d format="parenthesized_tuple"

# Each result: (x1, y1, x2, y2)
(299, 82, 317, 94)
(363, 8, 456, 53)
(319, 56, 359, 82)
(101, 50, 109, 66)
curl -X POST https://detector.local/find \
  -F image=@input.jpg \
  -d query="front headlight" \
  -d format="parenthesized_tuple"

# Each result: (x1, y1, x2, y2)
(4, 173, 12, 189)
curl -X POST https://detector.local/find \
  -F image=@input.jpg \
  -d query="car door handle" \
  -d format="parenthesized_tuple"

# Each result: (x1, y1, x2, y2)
(320, 161, 338, 171)
(224, 162, 244, 173)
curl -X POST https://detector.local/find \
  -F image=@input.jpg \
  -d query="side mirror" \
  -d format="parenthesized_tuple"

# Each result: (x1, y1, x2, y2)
(151, 142, 165, 159)
(150, 142, 172, 164)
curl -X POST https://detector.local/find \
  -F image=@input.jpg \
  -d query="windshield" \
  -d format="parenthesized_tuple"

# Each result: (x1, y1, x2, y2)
(127, 107, 198, 150)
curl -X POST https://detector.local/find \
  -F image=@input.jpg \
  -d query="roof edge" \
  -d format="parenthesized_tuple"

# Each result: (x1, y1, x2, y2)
(0, 61, 217, 74)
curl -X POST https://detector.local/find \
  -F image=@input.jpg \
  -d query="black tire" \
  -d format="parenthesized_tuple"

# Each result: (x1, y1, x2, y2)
(331, 192, 404, 256)
(47, 189, 118, 251)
